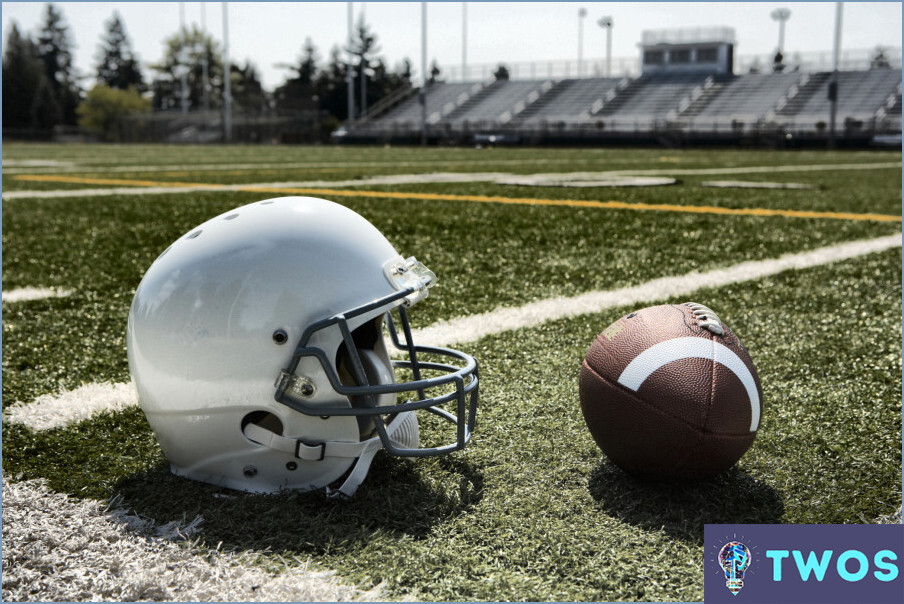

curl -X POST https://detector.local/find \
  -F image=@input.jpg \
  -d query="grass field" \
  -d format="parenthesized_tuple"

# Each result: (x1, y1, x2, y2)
(2, 142, 902, 602)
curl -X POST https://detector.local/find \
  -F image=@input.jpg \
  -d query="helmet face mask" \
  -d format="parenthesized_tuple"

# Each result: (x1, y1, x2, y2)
(127, 196, 478, 499)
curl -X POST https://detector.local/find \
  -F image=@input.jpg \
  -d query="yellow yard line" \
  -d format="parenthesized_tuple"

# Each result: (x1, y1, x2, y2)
(15, 174, 902, 223)
(238, 185, 903, 223)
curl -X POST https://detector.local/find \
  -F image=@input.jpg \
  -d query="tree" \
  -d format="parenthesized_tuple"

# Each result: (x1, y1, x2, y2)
(315, 45, 351, 122)
(35, 3, 80, 126)
(294, 37, 319, 86)
(230, 61, 268, 115)
(493, 64, 510, 81)
(2, 21, 47, 131)
(95, 12, 145, 91)
(150, 25, 222, 111)
(76, 84, 150, 141)
(348, 14, 381, 116)
(274, 37, 320, 115)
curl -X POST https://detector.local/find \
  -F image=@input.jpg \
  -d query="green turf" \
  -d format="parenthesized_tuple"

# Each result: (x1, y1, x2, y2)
(3, 249, 899, 601)
(2, 143, 901, 602)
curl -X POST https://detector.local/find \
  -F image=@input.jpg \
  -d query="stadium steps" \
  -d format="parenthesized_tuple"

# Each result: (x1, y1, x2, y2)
(675, 76, 731, 118)
(443, 81, 502, 121)
(885, 90, 903, 116)
(357, 83, 416, 121)
(516, 80, 574, 120)
(774, 71, 831, 116)
(593, 78, 646, 116)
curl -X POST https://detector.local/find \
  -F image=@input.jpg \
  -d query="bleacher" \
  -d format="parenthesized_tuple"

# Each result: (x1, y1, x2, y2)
(598, 73, 707, 121)
(689, 72, 801, 128)
(343, 69, 902, 145)
(518, 78, 623, 124)
(784, 70, 903, 127)
(373, 81, 487, 127)
(442, 79, 555, 126)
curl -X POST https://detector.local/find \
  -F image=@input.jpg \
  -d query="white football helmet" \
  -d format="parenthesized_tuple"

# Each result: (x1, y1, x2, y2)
(127, 196, 478, 499)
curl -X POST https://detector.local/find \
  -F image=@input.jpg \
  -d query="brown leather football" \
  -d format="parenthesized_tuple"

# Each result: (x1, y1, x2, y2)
(579, 302, 762, 480)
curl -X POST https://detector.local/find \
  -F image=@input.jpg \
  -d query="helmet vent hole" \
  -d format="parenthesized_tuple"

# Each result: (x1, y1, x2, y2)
(224, 213, 239, 221)
(186, 230, 202, 240)
(242, 411, 284, 441)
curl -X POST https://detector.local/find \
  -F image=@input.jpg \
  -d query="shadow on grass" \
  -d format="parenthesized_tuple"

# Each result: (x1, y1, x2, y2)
(114, 452, 484, 556)
(588, 460, 784, 544)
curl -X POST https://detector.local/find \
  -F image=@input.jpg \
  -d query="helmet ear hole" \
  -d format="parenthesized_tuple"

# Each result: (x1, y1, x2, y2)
(241, 411, 284, 439)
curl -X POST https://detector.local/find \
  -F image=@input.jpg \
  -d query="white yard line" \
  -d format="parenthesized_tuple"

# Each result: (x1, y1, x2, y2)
(2, 286, 73, 302)
(2, 159, 900, 176)
(409, 232, 902, 348)
(4, 382, 139, 431)
(614, 161, 901, 176)
(1, 158, 605, 175)
(7, 233, 899, 431)
(1, 186, 220, 199)
(1, 476, 384, 602)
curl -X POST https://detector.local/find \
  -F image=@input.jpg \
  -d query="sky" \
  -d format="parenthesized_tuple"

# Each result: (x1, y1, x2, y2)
(2, 2, 901, 90)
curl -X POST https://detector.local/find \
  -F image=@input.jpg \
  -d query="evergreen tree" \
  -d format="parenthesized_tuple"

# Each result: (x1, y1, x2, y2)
(35, 3, 80, 126)
(348, 14, 380, 115)
(315, 45, 351, 122)
(230, 61, 268, 115)
(295, 38, 319, 86)
(95, 12, 145, 91)
(2, 22, 47, 130)
(274, 38, 320, 115)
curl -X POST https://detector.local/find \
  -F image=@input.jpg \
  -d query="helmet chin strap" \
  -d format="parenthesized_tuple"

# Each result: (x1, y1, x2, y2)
(242, 411, 420, 499)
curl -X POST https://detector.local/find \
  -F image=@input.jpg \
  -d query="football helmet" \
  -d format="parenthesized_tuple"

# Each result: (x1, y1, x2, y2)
(127, 196, 478, 499)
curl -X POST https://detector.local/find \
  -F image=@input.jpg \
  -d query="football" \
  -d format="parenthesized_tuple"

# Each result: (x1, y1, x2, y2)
(579, 302, 763, 480)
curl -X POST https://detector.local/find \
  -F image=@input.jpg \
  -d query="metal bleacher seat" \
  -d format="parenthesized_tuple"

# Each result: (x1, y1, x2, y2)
(443, 80, 553, 125)
(519, 78, 622, 124)
(691, 71, 800, 127)
(793, 70, 902, 122)
(598, 73, 707, 124)
(378, 81, 485, 127)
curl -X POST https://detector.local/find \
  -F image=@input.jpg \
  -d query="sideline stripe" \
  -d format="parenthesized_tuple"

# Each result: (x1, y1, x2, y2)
(8, 233, 900, 431)
(11, 174, 902, 222)
(4, 159, 900, 175)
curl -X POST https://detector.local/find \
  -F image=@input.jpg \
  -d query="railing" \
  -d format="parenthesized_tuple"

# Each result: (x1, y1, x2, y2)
(439, 47, 902, 82)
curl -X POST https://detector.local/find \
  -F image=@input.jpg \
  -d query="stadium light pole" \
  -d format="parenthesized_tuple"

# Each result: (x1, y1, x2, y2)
(462, 2, 468, 81)
(222, 1, 231, 142)
(770, 7, 791, 54)
(200, 2, 210, 115)
(421, 1, 427, 146)
(598, 16, 613, 78)
(577, 7, 587, 77)
(347, 2, 355, 121)
(179, 2, 189, 114)
(828, 1, 843, 149)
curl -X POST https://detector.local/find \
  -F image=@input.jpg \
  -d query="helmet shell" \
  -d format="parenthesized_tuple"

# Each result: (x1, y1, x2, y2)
(128, 196, 405, 492)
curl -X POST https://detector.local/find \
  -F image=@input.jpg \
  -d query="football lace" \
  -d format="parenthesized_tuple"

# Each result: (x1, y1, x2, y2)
(685, 302, 725, 335)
